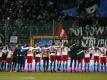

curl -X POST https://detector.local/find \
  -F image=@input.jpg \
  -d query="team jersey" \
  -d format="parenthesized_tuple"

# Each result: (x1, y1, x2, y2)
(99, 47, 107, 57)
(62, 47, 68, 55)
(56, 46, 62, 56)
(2, 49, 9, 59)
(27, 47, 34, 56)
(85, 48, 90, 58)
(2, 49, 8, 54)
(93, 49, 100, 56)
(27, 50, 33, 56)
(42, 47, 49, 57)
(49, 46, 56, 55)
(89, 47, 94, 54)
(34, 47, 41, 57)
(7, 50, 13, 58)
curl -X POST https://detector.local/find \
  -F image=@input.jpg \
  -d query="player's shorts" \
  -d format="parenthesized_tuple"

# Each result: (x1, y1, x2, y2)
(35, 57, 40, 63)
(50, 55, 56, 62)
(7, 58, 12, 64)
(0, 57, 2, 63)
(85, 57, 90, 63)
(27, 56, 33, 63)
(78, 58, 83, 63)
(100, 57, 106, 65)
(56, 56, 61, 61)
(94, 56, 99, 63)
(62, 55, 68, 62)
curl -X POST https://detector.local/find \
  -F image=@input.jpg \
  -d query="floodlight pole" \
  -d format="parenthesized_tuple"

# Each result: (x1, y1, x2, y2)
(52, 18, 55, 44)
(4, 17, 9, 45)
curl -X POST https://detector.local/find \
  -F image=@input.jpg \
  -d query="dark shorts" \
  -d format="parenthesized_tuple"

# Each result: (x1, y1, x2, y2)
(35, 57, 41, 63)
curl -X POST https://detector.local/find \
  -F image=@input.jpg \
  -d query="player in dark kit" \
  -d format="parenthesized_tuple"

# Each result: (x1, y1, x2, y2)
(42, 45, 50, 72)
(19, 46, 28, 72)
(12, 46, 18, 72)
(68, 46, 77, 72)
(15, 45, 21, 72)
(77, 46, 85, 72)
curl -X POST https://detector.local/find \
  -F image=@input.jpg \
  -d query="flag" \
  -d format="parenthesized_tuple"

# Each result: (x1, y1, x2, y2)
(55, 23, 67, 39)
(61, 7, 79, 16)
(97, 0, 107, 17)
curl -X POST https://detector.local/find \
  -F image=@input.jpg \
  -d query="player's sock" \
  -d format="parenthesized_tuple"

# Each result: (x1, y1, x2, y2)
(16, 64, 18, 71)
(65, 63, 67, 72)
(94, 63, 95, 72)
(101, 64, 103, 72)
(35, 63, 37, 71)
(30, 63, 32, 72)
(104, 65, 106, 72)
(10, 64, 12, 71)
(8, 64, 10, 71)
(6, 63, 8, 71)
(81, 63, 83, 72)
(57, 63, 59, 71)
(27, 64, 29, 71)
(50, 62, 52, 71)
(78, 63, 79, 72)
(103, 64, 104, 72)
(46, 65, 48, 72)
(97, 63, 99, 72)
(84, 64, 86, 72)
(9, 64, 11, 71)
(1, 62, 3, 71)
(43, 63, 45, 72)
(88, 63, 90, 72)
(63, 63, 64, 72)
(106, 65, 107, 72)
(0, 63, 1, 70)
(53, 62, 56, 71)
(39, 63, 41, 71)
(4, 62, 6, 71)
(79, 63, 82, 72)
(86, 64, 88, 72)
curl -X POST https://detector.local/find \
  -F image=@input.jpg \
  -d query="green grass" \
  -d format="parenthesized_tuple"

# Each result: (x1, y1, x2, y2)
(0, 72, 107, 80)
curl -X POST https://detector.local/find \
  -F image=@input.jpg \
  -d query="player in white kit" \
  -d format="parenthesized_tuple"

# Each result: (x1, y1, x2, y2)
(27, 47, 34, 72)
(56, 46, 62, 71)
(0, 48, 3, 71)
(34, 46, 41, 72)
(49, 45, 57, 72)
(1, 47, 8, 71)
(6, 49, 13, 72)
(93, 47, 100, 72)
(99, 47, 107, 72)
(62, 46, 68, 72)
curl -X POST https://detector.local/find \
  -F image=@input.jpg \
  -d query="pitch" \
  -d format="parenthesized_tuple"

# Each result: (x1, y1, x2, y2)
(0, 72, 107, 80)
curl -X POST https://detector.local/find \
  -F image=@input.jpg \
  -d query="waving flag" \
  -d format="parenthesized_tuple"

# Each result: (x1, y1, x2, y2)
(55, 23, 67, 39)
(61, 7, 79, 16)
(97, 0, 107, 17)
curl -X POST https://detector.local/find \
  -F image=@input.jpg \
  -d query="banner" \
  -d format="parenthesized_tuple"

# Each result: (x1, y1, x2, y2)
(69, 26, 107, 47)
(38, 39, 52, 46)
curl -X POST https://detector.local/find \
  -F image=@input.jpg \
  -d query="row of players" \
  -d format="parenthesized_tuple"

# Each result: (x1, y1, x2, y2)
(0, 44, 107, 72)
